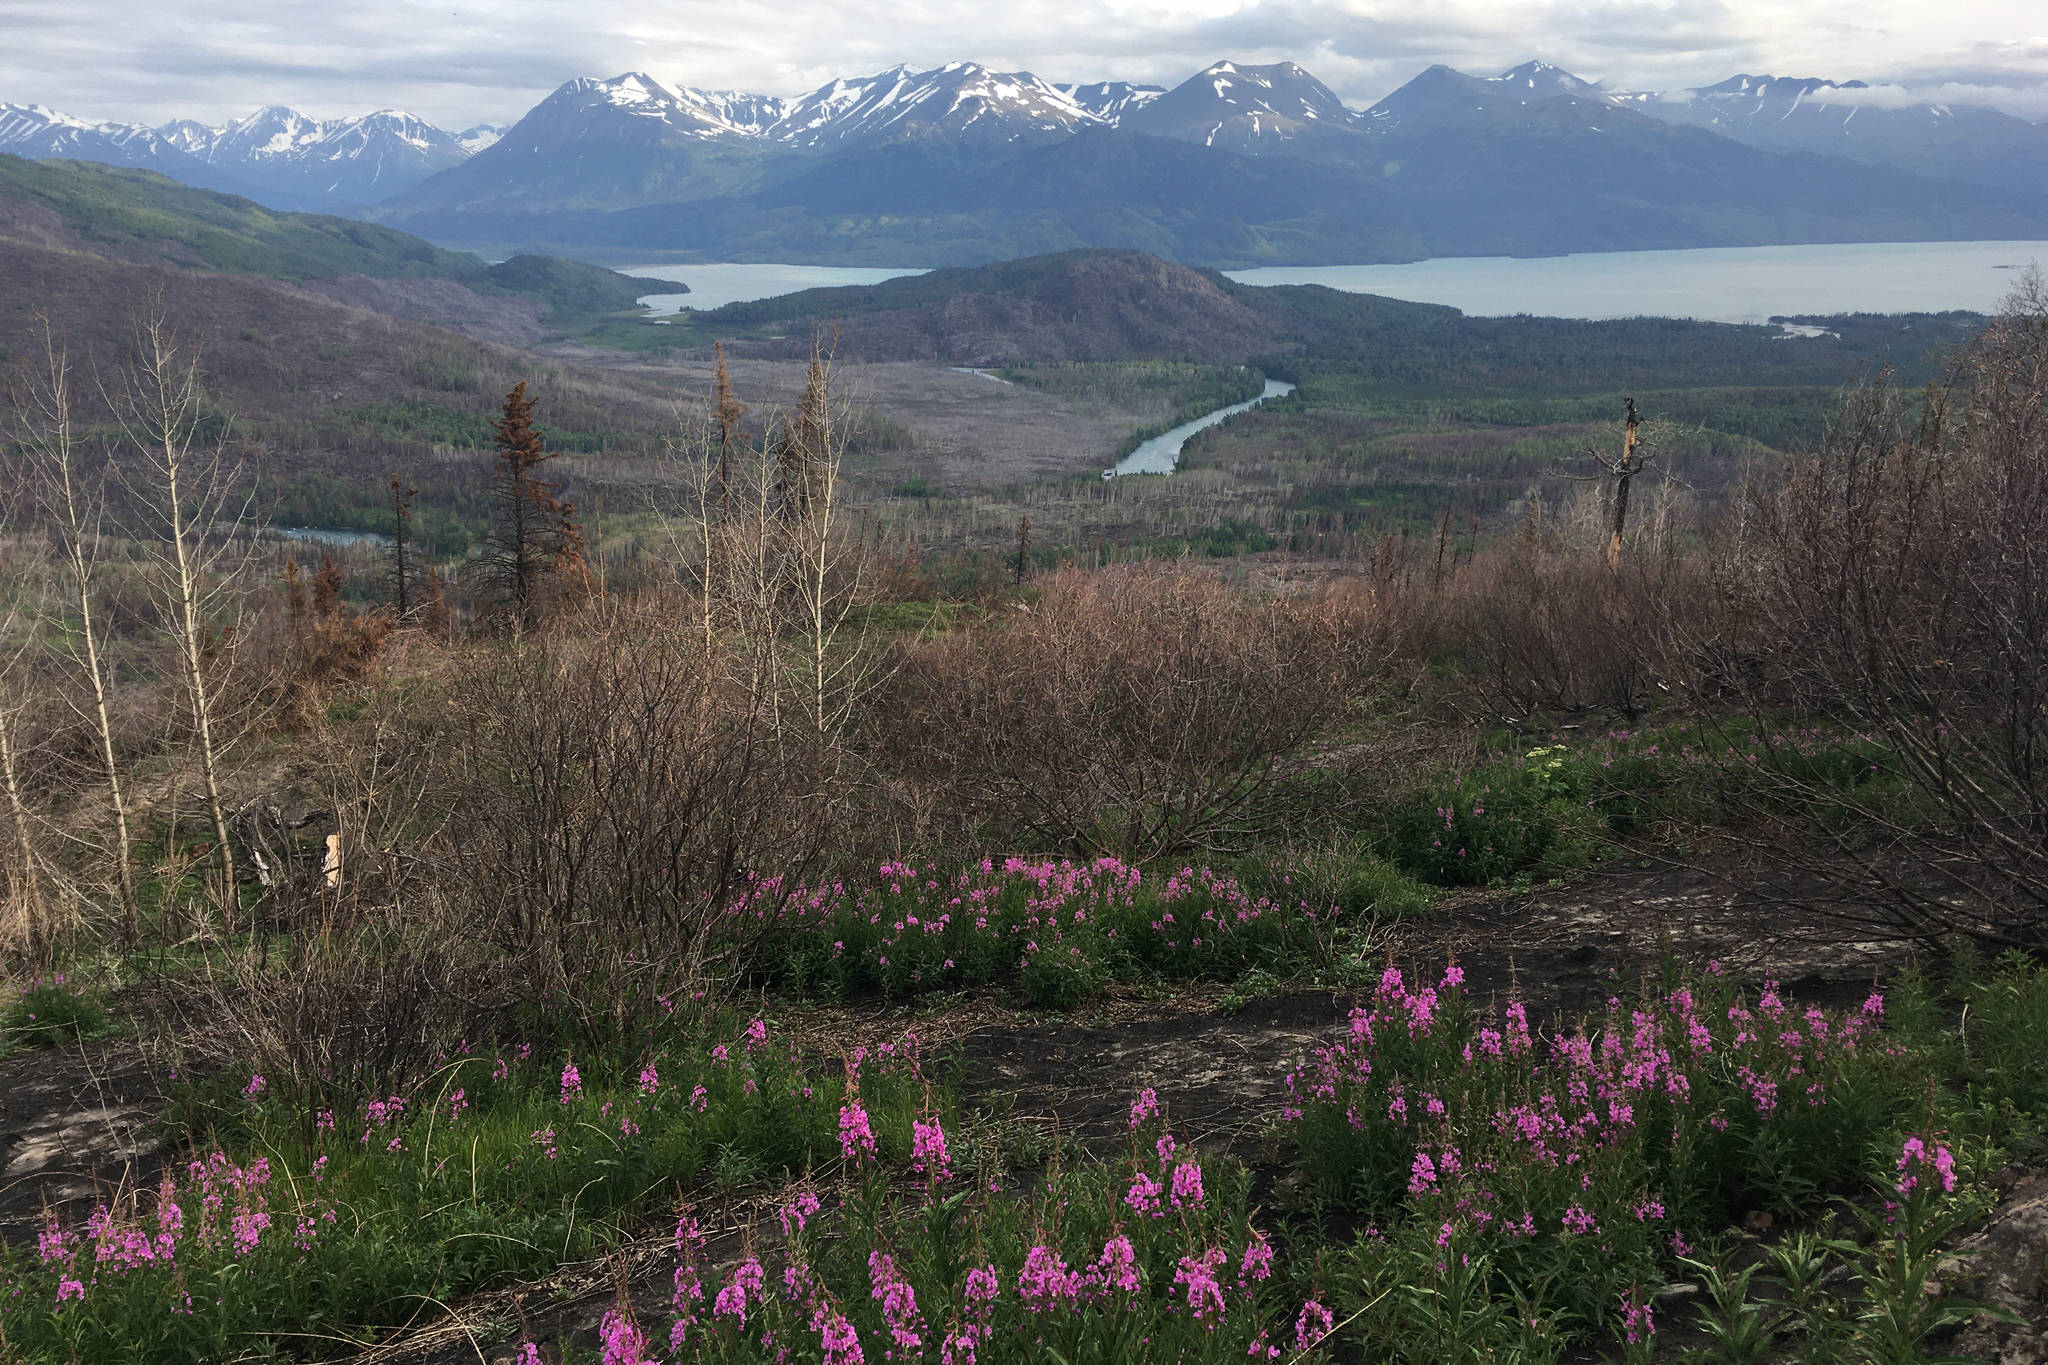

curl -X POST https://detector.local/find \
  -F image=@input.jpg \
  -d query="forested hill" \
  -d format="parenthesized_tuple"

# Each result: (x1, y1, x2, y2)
(0, 155, 675, 341)
(681, 247, 1982, 391)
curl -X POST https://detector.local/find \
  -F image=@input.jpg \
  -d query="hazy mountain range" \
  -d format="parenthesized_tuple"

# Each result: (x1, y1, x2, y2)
(5, 57, 2045, 264)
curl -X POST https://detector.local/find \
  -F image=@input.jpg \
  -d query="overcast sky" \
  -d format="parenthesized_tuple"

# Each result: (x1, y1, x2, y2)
(4, 0, 2044, 128)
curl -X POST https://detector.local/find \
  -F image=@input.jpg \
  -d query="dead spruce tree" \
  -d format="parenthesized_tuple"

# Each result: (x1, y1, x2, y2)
(386, 474, 418, 622)
(478, 381, 583, 631)
(13, 322, 142, 937)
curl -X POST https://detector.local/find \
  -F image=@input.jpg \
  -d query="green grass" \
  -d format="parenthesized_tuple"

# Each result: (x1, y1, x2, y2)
(2, 976, 110, 1047)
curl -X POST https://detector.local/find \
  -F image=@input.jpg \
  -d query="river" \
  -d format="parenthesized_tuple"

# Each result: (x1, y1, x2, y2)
(1107, 379, 1297, 478)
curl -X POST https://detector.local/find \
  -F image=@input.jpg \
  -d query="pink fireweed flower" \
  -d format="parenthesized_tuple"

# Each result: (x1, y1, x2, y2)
(530, 1126, 558, 1160)
(838, 1099, 877, 1163)
(1174, 1248, 1228, 1325)
(1623, 1286, 1655, 1345)
(1561, 1205, 1597, 1236)
(559, 1060, 582, 1104)
(1018, 1244, 1082, 1312)
(1171, 1159, 1206, 1209)
(1296, 1299, 1335, 1350)
(638, 1062, 660, 1096)
(870, 1251, 926, 1353)
(1897, 1136, 1956, 1197)
(745, 1018, 769, 1052)
(911, 1116, 952, 1180)
(1130, 1087, 1160, 1129)
(243, 1073, 266, 1098)
(714, 1257, 766, 1327)
(1409, 1150, 1438, 1195)
(814, 1302, 865, 1365)
(231, 1210, 270, 1256)
(1094, 1234, 1141, 1295)
(599, 1305, 653, 1365)
(1126, 1169, 1163, 1217)
(780, 1192, 822, 1238)
(56, 1278, 86, 1306)
(1238, 1230, 1274, 1285)
(36, 1219, 71, 1266)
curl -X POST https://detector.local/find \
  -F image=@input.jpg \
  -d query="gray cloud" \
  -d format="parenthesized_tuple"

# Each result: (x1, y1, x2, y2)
(0, 0, 2039, 128)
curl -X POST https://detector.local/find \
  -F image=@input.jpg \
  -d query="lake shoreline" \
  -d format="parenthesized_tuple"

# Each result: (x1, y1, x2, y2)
(619, 242, 2048, 326)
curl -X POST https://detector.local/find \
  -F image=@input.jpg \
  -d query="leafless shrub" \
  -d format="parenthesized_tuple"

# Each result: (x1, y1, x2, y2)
(883, 564, 1391, 859)
(434, 602, 833, 1036)
(1446, 527, 1697, 724)
(1707, 273, 2048, 947)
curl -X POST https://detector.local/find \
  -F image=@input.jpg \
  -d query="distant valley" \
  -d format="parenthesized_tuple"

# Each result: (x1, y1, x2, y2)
(5, 58, 2045, 265)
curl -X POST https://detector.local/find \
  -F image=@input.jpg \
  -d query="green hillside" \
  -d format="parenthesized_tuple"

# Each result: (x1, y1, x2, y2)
(0, 155, 672, 324)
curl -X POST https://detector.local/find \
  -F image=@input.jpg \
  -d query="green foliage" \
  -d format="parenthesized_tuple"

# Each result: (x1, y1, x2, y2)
(1383, 743, 1606, 886)
(1285, 958, 2048, 1364)
(0, 155, 481, 281)
(3, 976, 110, 1046)
(756, 858, 1363, 1007)
(6, 1018, 943, 1362)
(1126, 515, 1275, 559)
(479, 254, 669, 321)
(329, 401, 614, 454)
(0, 155, 659, 333)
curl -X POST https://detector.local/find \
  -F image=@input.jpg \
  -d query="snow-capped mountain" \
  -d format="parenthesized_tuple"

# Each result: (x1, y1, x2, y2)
(1055, 81, 1166, 124)
(689, 92, 791, 136)
(205, 105, 327, 166)
(0, 102, 263, 194)
(151, 105, 471, 208)
(769, 63, 1103, 148)
(1487, 60, 1610, 103)
(456, 123, 507, 155)
(1120, 61, 1358, 150)
(1625, 74, 2048, 190)
(156, 117, 217, 156)
(2, 103, 199, 168)
(9, 55, 2046, 248)
(1363, 62, 1621, 132)
(0, 99, 474, 208)
(517, 72, 767, 142)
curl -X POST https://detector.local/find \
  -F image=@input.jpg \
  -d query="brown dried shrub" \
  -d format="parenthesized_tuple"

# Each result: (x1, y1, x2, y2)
(880, 564, 1393, 860)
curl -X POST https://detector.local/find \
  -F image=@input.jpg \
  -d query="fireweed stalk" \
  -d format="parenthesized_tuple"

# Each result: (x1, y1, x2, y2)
(0, 1021, 945, 1363)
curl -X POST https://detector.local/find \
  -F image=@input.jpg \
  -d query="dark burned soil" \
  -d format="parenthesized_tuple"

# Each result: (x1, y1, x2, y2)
(5, 850, 2023, 1364)
(0, 1034, 175, 1243)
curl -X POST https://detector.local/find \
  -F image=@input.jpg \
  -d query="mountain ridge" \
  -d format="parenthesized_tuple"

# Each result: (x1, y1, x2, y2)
(6, 56, 2043, 264)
